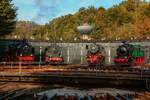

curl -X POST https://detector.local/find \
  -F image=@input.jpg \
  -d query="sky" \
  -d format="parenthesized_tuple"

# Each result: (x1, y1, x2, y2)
(12, 0, 150, 25)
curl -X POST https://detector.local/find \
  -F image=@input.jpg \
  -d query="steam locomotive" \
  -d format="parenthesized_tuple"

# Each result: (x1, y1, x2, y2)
(114, 42, 144, 66)
(16, 41, 35, 62)
(86, 43, 105, 67)
(44, 44, 64, 65)
(0, 40, 35, 62)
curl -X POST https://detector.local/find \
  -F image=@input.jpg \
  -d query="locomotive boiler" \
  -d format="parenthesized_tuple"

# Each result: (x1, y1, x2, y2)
(114, 42, 144, 66)
(86, 43, 105, 67)
(44, 44, 64, 65)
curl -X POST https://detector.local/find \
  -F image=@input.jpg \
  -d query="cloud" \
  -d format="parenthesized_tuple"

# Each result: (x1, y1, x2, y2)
(13, 0, 127, 24)
(31, 0, 61, 24)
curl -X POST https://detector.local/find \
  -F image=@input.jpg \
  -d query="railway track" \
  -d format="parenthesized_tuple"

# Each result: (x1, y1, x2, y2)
(0, 62, 150, 68)
(0, 65, 150, 89)
(1, 65, 150, 80)
(0, 69, 150, 87)
(0, 82, 47, 100)
(0, 68, 150, 77)
(0, 64, 150, 73)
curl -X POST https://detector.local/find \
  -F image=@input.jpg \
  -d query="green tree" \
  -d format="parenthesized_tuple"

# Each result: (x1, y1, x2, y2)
(0, 0, 17, 36)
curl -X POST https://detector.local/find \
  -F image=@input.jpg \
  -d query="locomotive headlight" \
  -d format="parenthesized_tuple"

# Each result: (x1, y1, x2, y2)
(20, 54, 22, 56)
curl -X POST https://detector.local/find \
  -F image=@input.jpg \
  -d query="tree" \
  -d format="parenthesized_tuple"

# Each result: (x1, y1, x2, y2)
(4, 0, 150, 41)
(0, 0, 17, 36)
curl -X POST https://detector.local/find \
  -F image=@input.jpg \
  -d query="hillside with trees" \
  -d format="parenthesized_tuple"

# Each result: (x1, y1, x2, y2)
(5, 21, 43, 39)
(6, 0, 150, 41)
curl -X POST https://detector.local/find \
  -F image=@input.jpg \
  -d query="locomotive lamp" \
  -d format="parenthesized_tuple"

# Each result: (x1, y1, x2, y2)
(76, 23, 94, 40)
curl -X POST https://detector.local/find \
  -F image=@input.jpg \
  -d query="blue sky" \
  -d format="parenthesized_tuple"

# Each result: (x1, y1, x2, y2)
(12, 0, 150, 24)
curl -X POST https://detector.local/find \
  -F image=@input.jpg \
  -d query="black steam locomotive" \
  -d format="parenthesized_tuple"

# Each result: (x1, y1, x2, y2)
(0, 40, 35, 62)
(44, 44, 64, 65)
(16, 42, 35, 62)
(86, 43, 105, 67)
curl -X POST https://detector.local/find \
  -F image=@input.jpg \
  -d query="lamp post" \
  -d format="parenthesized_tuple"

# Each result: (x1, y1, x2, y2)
(39, 46, 42, 69)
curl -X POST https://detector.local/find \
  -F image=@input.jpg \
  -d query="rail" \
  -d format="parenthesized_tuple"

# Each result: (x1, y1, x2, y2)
(0, 88, 25, 100)
(0, 69, 150, 80)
